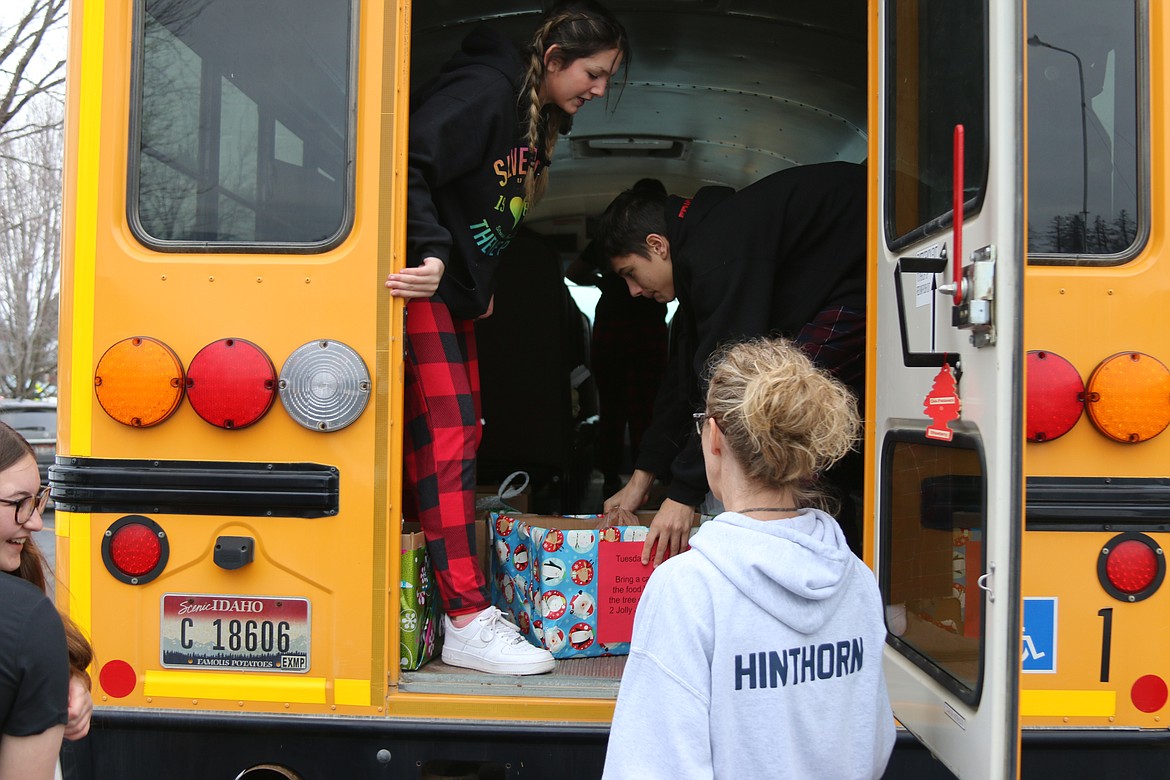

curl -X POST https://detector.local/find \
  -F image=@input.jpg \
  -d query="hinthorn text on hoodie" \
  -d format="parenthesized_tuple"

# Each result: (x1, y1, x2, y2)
(603, 510, 894, 780)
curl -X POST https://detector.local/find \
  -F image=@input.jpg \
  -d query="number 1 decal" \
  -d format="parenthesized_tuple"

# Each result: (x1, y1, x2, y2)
(1098, 607, 1113, 683)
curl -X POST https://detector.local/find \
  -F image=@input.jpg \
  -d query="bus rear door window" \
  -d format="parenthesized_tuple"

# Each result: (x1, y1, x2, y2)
(884, 0, 988, 248)
(132, 0, 355, 250)
(1027, 0, 1143, 261)
(882, 434, 986, 704)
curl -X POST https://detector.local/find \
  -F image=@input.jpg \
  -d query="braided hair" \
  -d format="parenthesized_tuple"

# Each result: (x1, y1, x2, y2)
(520, 1, 629, 205)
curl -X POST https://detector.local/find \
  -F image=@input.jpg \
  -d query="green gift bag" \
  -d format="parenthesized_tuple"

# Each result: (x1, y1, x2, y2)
(400, 526, 442, 670)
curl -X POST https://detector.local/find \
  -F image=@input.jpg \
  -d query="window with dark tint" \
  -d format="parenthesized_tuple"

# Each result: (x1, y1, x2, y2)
(1027, 0, 1142, 260)
(133, 0, 354, 248)
(882, 434, 985, 704)
(885, 0, 987, 246)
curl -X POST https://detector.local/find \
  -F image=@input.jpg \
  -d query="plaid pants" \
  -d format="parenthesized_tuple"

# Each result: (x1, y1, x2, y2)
(793, 305, 866, 553)
(793, 306, 866, 402)
(402, 298, 489, 616)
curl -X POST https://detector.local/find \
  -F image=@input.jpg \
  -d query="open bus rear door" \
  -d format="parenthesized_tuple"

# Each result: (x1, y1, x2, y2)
(871, 1, 1023, 777)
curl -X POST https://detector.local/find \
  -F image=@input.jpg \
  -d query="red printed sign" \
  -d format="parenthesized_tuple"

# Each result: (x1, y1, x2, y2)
(596, 541, 653, 644)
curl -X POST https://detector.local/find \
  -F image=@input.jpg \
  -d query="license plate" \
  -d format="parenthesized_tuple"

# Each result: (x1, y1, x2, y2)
(161, 594, 310, 673)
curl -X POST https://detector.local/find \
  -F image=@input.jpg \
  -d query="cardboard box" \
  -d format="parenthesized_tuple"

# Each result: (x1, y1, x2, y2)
(489, 512, 697, 659)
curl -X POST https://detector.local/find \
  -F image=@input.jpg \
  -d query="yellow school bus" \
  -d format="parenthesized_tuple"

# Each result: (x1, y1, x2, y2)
(50, 0, 1170, 777)
(874, 0, 1170, 777)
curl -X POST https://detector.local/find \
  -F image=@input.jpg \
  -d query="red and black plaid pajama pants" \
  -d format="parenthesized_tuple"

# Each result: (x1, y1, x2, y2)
(793, 304, 866, 553)
(793, 306, 866, 400)
(402, 298, 490, 617)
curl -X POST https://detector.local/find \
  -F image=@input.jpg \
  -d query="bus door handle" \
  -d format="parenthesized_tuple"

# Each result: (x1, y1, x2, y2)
(893, 255, 961, 370)
(977, 562, 996, 603)
(943, 244, 998, 348)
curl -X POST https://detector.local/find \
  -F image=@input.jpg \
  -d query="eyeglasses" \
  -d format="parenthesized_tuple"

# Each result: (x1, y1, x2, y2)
(0, 485, 50, 525)
(693, 411, 712, 436)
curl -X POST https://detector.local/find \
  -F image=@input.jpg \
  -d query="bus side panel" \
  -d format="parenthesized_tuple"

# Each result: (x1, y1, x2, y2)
(57, 0, 402, 722)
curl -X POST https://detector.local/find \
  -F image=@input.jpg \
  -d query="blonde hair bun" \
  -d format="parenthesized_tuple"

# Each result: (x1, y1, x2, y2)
(705, 337, 860, 498)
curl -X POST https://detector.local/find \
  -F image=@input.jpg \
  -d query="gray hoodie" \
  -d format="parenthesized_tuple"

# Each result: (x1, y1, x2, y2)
(603, 510, 894, 779)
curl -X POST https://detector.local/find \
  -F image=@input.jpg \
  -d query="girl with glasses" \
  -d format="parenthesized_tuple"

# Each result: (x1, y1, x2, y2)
(604, 338, 893, 779)
(0, 422, 94, 779)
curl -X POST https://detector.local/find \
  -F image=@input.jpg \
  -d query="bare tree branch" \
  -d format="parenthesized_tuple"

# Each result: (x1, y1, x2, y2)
(0, 83, 62, 397)
(0, 0, 67, 136)
(0, 1, 67, 398)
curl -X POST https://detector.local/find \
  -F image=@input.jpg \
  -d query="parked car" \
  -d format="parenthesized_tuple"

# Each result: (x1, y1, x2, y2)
(0, 398, 57, 485)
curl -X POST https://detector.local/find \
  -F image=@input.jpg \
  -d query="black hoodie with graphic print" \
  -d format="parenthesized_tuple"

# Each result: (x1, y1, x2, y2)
(407, 27, 543, 320)
(635, 161, 868, 507)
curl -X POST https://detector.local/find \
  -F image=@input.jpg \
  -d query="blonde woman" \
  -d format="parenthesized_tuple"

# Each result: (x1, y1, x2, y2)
(604, 338, 894, 779)
(384, 2, 629, 674)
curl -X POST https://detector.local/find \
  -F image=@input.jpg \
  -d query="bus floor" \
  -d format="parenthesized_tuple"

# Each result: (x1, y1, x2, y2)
(398, 654, 626, 698)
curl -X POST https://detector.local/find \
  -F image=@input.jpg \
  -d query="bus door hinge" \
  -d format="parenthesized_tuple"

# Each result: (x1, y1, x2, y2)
(942, 244, 996, 348)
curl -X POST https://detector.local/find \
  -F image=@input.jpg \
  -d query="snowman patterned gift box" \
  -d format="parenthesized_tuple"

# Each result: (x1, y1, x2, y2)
(489, 512, 653, 660)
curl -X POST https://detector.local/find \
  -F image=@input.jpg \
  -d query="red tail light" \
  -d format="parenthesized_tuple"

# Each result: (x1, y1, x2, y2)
(1026, 350, 1084, 442)
(186, 338, 277, 429)
(102, 516, 169, 585)
(1098, 532, 1164, 602)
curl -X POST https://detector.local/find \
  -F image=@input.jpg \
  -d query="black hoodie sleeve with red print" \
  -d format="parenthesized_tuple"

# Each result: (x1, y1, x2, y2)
(407, 27, 542, 320)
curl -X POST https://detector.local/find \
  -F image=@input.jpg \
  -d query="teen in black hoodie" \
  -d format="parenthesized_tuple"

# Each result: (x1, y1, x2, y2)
(596, 161, 867, 565)
(383, 3, 628, 676)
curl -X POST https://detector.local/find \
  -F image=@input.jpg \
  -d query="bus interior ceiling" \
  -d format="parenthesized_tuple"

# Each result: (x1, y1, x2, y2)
(410, 2, 868, 512)
(410, 0, 868, 227)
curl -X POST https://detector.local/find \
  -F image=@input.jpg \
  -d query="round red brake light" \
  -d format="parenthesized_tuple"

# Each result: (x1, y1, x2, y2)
(1026, 350, 1084, 442)
(1098, 532, 1164, 602)
(186, 338, 277, 429)
(102, 516, 169, 585)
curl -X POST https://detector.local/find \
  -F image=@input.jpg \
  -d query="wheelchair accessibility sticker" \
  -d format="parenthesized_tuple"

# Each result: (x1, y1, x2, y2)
(1022, 597, 1057, 673)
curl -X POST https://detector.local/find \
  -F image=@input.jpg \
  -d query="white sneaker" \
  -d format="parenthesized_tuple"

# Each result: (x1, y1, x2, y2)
(442, 606, 556, 675)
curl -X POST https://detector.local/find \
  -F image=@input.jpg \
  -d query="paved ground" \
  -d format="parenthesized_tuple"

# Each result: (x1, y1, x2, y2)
(33, 509, 56, 598)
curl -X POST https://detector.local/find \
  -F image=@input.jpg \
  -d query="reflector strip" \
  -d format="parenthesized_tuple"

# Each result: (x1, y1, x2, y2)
(333, 678, 372, 706)
(143, 670, 326, 704)
(64, 512, 93, 639)
(1020, 689, 1116, 717)
(70, 0, 106, 457)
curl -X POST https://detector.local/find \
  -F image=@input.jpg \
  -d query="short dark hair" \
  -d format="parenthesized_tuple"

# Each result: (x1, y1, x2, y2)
(632, 177, 666, 197)
(596, 187, 668, 265)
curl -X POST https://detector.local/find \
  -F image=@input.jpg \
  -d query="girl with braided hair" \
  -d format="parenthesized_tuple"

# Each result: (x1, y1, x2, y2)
(384, 2, 628, 675)
(1, 422, 94, 779)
